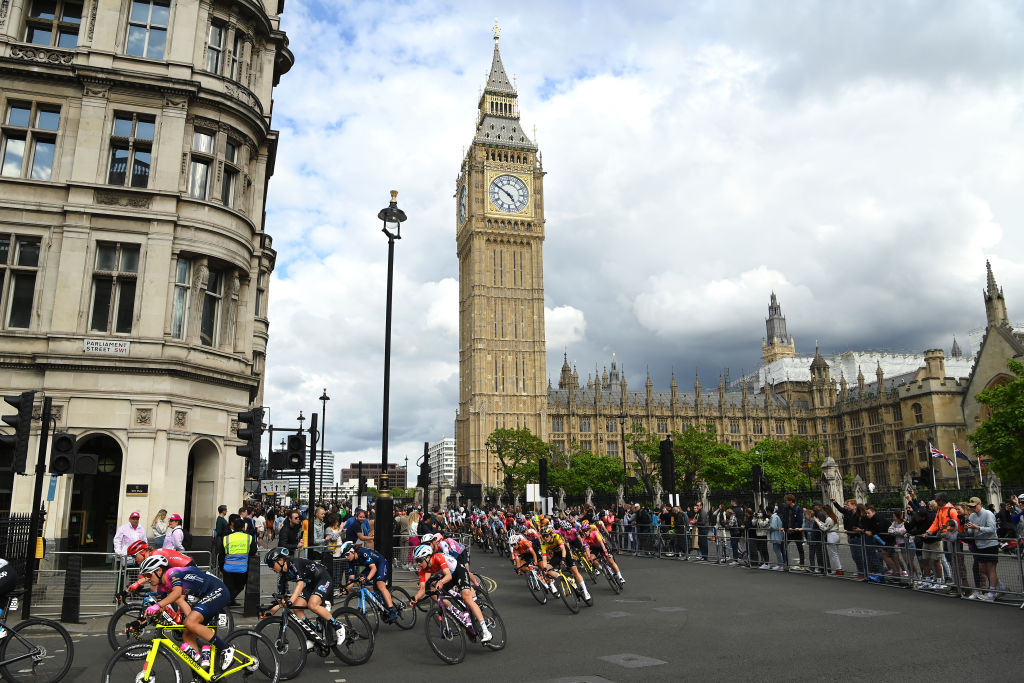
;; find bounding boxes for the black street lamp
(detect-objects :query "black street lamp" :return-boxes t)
[376,190,407,583]
[319,388,330,504]
[617,412,628,475]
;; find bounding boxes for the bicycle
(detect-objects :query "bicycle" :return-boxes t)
[552,563,593,613]
[340,579,416,632]
[518,563,551,605]
[108,591,235,655]
[102,615,280,682]
[254,593,374,679]
[0,591,74,682]
[570,546,601,585]
[592,553,623,594]
[420,586,506,664]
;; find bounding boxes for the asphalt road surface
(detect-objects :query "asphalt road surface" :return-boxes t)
[64,551,1020,681]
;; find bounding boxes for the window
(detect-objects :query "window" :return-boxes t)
[551,417,563,433]
[912,403,923,424]
[0,235,41,328]
[836,415,844,431]
[892,404,902,422]
[90,242,139,334]
[553,441,565,454]
[206,22,225,73]
[657,420,668,434]
[221,139,239,207]
[254,270,265,317]
[868,409,881,426]
[752,420,764,435]
[606,442,617,457]
[731,441,741,449]
[199,268,222,346]
[126,0,170,59]
[852,435,865,457]
[579,417,591,433]
[872,462,885,485]
[729,421,740,434]
[187,129,214,199]
[25,0,82,48]
[580,440,591,452]
[170,257,190,338]
[850,413,862,428]
[895,433,905,452]
[820,419,828,434]
[916,440,927,463]
[797,420,808,435]
[2,102,59,180]
[838,438,848,459]
[870,432,884,454]
[775,420,786,435]
[230,32,246,81]
[605,420,617,433]
[855,463,867,480]
[108,112,154,187]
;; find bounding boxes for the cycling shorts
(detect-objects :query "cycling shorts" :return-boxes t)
[299,571,334,603]
[192,585,230,622]
[548,550,575,569]
[440,565,474,592]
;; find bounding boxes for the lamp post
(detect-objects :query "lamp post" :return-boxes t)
[319,388,330,505]
[617,412,628,475]
[376,190,407,584]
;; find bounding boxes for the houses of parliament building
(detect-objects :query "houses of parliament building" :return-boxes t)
[454,30,1022,490]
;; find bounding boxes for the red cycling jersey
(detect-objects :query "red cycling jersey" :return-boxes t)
[417,552,456,584]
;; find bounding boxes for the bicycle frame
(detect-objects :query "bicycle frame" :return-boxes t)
[346,584,386,616]
[140,623,255,681]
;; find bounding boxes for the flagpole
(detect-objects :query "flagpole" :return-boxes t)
[954,458,960,491]
[929,443,937,490]
[977,454,983,485]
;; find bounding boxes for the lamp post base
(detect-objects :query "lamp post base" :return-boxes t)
[374,494,394,587]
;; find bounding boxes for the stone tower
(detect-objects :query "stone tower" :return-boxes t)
[762,292,797,363]
[455,27,548,487]
[983,260,1009,327]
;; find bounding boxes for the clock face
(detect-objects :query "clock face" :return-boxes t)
[489,174,530,213]
[458,185,467,224]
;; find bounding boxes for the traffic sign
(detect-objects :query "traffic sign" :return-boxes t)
[261,480,289,494]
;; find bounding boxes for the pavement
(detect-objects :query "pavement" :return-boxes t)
[52,550,1022,681]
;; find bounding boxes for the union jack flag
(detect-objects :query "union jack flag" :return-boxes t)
[930,443,954,468]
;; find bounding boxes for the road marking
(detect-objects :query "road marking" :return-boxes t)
[653,606,686,613]
[602,611,632,618]
[826,608,897,618]
[599,653,666,669]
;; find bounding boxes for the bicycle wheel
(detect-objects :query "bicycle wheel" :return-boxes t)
[604,564,622,594]
[330,605,374,666]
[478,603,506,651]
[223,628,280,682]
[424,606,466,665]
[578,579,594,607]
[472,579,493,607]
[344,592,380,633]
[107,602,152,655]
[389,587,417,630]
[587,560,601,585]
[212,607,236,633]
[557,575,580,614]
[253,616,306,680]
[102,643,181,683]
[526,571,547,604]
[0,618,74,683]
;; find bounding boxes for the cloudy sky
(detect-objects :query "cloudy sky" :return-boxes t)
[263,0,1024,476]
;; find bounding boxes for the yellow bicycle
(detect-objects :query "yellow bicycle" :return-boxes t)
[101,617,280,682]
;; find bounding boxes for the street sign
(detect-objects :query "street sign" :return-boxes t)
[261,480,289,494]
[526,483,540,502]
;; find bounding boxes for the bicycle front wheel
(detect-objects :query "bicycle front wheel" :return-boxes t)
[526,572,547,604]
[224,628,280,682]
[107,602,152,655]
[424,606,466,665]
[330,605,374,666]
[604,564,622,594]
[253,616,306,680]
[479,603,506,651]
[1,618,74,683]
[558,575,580,614]
[102,643,181,683]
[389,587,417,630]
[344,592,380,633]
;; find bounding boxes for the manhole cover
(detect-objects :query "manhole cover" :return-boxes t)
[826,608,897,618]
[599,653,666,669]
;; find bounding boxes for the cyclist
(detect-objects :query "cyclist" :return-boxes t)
[585,523,624,584]
[510,534,539,575]
[421,532,482,591]
[116,540,197,605]
[137,555,233,672]
[540,525,591,601]
[338,541,397,623]
[265,547,346,644]
[409,545,492,643]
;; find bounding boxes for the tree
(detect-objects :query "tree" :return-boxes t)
[751,436,825,493]
[549,443,625,494]
[487,427,554,493]
[624,425,659,497]
[671,425,741,489]
[969,358,1024,482]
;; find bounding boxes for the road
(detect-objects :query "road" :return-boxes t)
[63,550,1020,681]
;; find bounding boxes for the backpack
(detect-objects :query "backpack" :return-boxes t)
[181,528,193,551]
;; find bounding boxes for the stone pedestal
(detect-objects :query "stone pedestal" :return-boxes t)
[820,456,846,525]
[986,472,1003,507]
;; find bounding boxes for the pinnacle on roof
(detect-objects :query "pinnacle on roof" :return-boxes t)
[951,337,963,358]
[985,260,1000,296]
[810,344,829,372]
[486,20,516,95]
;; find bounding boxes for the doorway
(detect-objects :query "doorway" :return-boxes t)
[69,434,123,560]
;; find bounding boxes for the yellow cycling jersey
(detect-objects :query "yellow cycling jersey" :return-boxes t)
[540,535,565,556]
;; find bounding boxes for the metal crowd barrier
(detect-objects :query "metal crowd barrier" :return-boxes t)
[612,524,1024,606]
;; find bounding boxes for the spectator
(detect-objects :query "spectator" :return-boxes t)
[277,509,303,553]
[769,505,785,570]
[407,509,421,570]
[163,514,185,551]
[324,513,343,555]
[815,505,842,575]
[311,506,326,558]
[253,510,266,546]
[780,494,805,569]
[214,505,229,541]
[861,505,887,574]
[804,508,824,574]
[150,509,168,546]
[723,509,741,565]
[239,507,258,538]
[113,511,147,560]
[882,510,908,577]
[220,516,255,606]
[694,501,710,561]
[344,509,367,546]
[752,507,771,569]
[963,496,1004,601]
[832,498,865,577]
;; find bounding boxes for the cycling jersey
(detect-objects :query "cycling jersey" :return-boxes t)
[153,548,196,568]
[348,547,391,584]
[278,557,333,603]
[417,552,456,584]
[514,539,534,557]
[158,567,229,621]
[540,535,565,557]
[584,529,606,547]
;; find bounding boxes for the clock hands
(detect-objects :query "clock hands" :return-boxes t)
[500,186,516,203]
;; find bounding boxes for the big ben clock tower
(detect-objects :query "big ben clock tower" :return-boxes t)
[455,26,548,488]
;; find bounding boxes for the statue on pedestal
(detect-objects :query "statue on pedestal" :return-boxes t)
[585,486,594,507]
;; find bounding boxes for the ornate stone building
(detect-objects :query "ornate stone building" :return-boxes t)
[0,0,292,550]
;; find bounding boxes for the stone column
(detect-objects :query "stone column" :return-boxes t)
[653,483,663,508]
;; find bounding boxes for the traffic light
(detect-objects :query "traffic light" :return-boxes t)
[418,459,432,489]
[235,408,263,459]
[659,436,675,492]
[49,432,77,474]
[1,391,35,473]
[269,450,288,470]
[752,464,770,493]
[286,433,306,469]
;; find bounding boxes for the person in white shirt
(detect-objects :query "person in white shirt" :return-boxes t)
[163,513,186,551]
[113,511,148,561]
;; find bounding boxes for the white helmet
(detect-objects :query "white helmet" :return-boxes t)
[414,545,433,562]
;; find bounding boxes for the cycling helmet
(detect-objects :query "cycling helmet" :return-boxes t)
[138,555,169,575]
[559,520,572,531]
[541,526,555,538]
[414,545,433,562]
[126,540,149,556]
[509,534,524,546]
[338,541,355,557]
[419,533,437,544]
[264,547,289,568]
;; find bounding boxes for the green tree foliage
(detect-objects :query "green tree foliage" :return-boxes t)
[549,444,625,494]
[968,359,1024,482]
[670,425,739,489]
[624,425,660,497]
[487,427,555,492]
[750,436,825,492]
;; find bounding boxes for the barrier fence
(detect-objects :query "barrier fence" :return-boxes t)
[610,524,1024,605]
